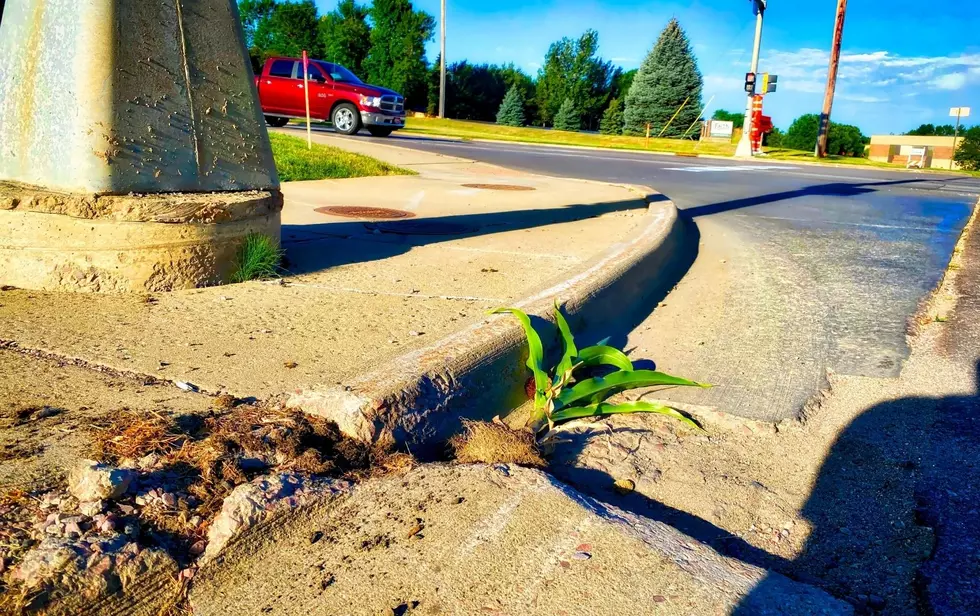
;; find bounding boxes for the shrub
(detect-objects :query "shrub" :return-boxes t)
[552,98,581,131]
[231,233,284,283]
[599,98,625,135]
[495,84,526,127]
[491,302,706,439]
[783,113,866,157]
[954,126,980,171]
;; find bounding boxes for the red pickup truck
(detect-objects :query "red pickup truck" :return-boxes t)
[254,56,405,137]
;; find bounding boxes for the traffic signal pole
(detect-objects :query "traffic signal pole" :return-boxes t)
[815,0,847,157]
[735,0,765,158]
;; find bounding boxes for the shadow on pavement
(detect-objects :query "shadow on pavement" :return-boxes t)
[683,178,935,219]
[551,358,980,615]
[282,195,668,275]
[733,361,980,615]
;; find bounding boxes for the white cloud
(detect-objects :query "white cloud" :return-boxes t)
[526,61,541,71]
[611,57,637,63]
[837,94,887,103]
[931,72,968,90]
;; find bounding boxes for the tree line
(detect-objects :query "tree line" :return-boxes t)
[239,0,434,107]
[239,2,705,137]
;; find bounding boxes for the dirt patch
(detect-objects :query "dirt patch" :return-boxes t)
[449,420,546,468]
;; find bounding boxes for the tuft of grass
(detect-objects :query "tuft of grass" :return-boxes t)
[401,116,737,156]
[268,132,414,181]
[231,233,283,283]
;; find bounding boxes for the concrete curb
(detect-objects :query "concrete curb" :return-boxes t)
[288,185,690,451]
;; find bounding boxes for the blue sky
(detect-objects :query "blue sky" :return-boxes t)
[314,0,980,134]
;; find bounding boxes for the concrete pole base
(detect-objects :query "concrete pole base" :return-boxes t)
[0,182,282,292]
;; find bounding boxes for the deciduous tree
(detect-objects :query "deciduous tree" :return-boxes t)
[535,30,614,128]
[954,126,980,171]
[364,0,434,109]
[624,19,703,137]
[711,108,744,129]
[318,0,371,76]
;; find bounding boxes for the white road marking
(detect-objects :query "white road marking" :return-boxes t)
[662,165,801,173]
[405,190,425,210]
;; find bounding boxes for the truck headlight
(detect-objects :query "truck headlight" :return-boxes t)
[359,95,382,108]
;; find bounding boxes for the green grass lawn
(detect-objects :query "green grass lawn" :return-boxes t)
[401,116,737,156]
[268,132,413,182]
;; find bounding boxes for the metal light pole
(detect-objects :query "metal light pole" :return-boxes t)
[735,0,765,158]
[438,0,446,118]
[815,0,847,157]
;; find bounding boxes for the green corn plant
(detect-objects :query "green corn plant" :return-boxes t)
[490,301,708,436]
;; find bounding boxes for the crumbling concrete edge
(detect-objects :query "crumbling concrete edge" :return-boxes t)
[288,185,691,451]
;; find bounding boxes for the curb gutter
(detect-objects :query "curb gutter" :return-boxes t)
[288,185,689,451]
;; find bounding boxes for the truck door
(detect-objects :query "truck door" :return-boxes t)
[303,62,334,121]
[260,59,300,116]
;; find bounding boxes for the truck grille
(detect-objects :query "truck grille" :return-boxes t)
[380,95,404,113]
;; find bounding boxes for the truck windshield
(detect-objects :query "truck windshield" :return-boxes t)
[315,61,363,84]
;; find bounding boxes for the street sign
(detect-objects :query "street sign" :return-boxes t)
[950,107,971,118]
[709,120,734,138]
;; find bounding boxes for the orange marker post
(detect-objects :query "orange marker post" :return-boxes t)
[302,50,312,150]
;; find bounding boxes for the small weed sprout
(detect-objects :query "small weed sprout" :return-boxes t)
[491,301,708,439]
[231,233,283,283]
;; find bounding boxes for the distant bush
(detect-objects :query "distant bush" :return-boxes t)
[954,126,980,171]
[783,113,866,157]
[553,98,581,131]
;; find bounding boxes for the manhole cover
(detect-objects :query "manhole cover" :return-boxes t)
[371,220,479,236]
[315,206,416,219]
[461,183,536,191]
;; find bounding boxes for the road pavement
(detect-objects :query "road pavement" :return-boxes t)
[320,128,980,421]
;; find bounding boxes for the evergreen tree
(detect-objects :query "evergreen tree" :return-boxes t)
[364,0,434,109]
[426,55,441,116]
[553,98,580,131]
[624,19,703,137]
[496,85,525,126]
[599,98,624,135]
[318,0,371,76]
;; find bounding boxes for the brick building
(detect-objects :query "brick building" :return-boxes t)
[868,135,960,169]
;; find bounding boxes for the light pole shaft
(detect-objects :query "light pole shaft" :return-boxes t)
[439,0,446,118]
[735,3,764,157]
[815,0,847,157]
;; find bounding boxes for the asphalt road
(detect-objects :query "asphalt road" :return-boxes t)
[359,131,980,421]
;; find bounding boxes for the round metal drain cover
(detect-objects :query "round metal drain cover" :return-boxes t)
[315,206,416,219]
[461,183,535,191]
[372,220,479,236]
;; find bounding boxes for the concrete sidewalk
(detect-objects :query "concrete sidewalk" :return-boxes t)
[0,133,651,399]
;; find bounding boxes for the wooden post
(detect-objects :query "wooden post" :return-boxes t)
[815,0,847,157]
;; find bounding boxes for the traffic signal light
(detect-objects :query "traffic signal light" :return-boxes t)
[744,72,756,94]
[763,74,777,93]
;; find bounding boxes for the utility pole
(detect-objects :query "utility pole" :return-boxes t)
[438,0,447,118]
[735,0,766,158]
[815,0,847,157]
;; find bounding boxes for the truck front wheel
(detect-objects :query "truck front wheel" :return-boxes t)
[332,103,361,135]
[367,127,393,138]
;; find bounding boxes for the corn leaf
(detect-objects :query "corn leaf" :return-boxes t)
[555,369,708,409]
[576,345,633,372]
[490,307,550,399]
[551,400,701,430]
[553,301,578,383]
